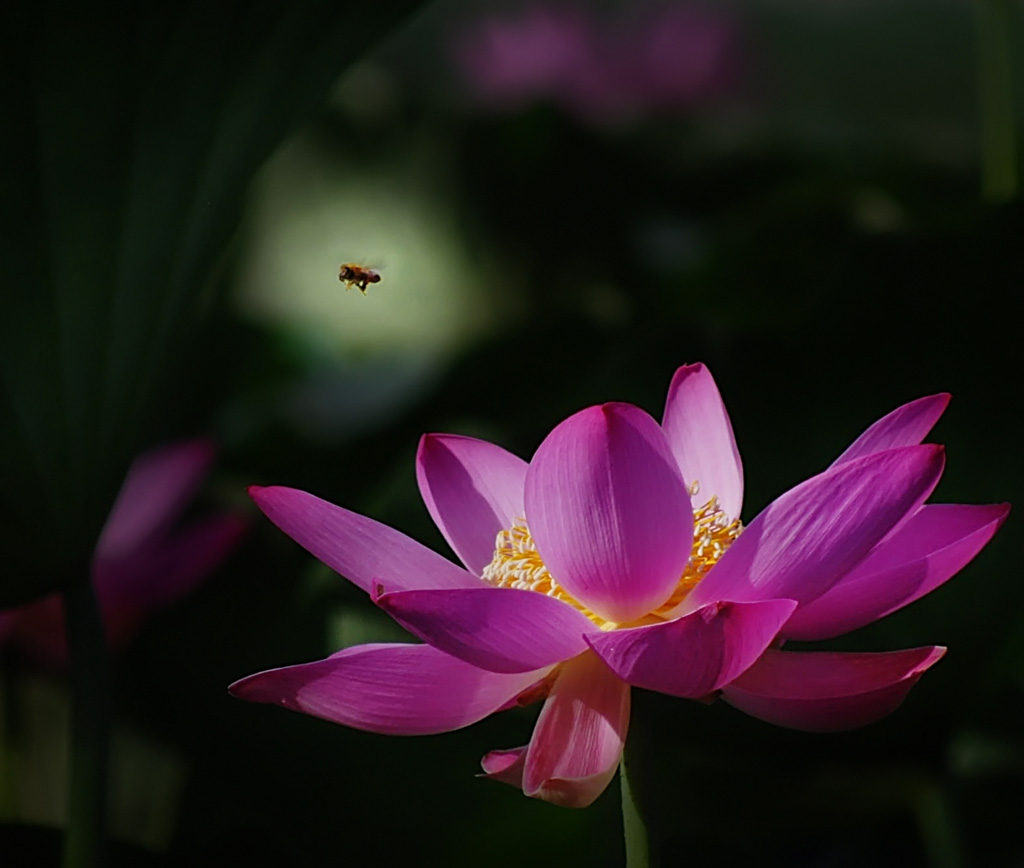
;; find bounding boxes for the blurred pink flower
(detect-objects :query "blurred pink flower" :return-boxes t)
[230,364,1007,808]
[453,4,740,123]
[0,440,246,667]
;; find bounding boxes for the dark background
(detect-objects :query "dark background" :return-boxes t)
[1,1,1021,865]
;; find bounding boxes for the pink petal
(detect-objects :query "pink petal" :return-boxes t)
[783,503,1010,641]
[586,599,796,698]
[479,746,528,789]
[685,445,946,611]
[96,439,215,560]
[721,646,946,731]
[661,363,744,519]
[523,651,630,808]
[375,587,597,673]
[831,394,950,467]
[228,643,548,735]
[416,434,528,574]
[249,486,481,593]
[524,403,693,624]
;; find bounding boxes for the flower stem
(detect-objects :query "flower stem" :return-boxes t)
[620,757,651,868]
[62,574,109,868]
[977,0,1018,201]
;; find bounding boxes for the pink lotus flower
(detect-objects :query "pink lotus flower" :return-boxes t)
[0,440,246,668]
[453,4,740,124]
[230,365,1008,808]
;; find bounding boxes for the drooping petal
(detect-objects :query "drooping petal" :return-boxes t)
[831,394,950,467]
[783,503,1010,641]
[523,651,630,808]
[661,363,743,520]
[416,434,528,574]
[479,746,528,789]
[96,439,215,559]
[228,643,547,736]
[249,486,481,593]
[721,646,946,732]
[586,599,796,698]
[375,587,597,673]
[684,445,946,612]
[525,403,693,624]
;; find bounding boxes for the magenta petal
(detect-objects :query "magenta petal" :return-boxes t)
[416,434,528,574]
[686,445,946,611]
[722,646,946,731]
[525,403,693,624]
[249,486,481,593]
[784,503,1010,641]
[97,439,215,559]
[523,652,630,808]
[661,363,744,519]
[831,394,950,467]
[376,587,597,673]
[228,643,547,735]
[586,599,796,698]
[480,746,528,789]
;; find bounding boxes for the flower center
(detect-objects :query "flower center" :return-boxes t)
[480,490,743,630]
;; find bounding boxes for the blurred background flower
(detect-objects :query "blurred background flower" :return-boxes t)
[0,440,246,669]
[453,3,741,124]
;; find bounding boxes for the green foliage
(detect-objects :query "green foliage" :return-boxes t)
[0,0,426,605]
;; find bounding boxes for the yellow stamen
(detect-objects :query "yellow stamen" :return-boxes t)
[481,492,743,630]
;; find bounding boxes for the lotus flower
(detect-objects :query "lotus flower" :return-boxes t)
[230,364,1007,808]
[453,4,740,123]
[0,440,246,668]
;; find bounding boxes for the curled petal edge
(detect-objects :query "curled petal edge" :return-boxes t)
[479,746,528,789]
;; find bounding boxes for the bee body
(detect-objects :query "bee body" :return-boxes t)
[339,263,382,294]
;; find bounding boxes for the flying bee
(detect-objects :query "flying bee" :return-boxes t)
[338,263,382,294]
